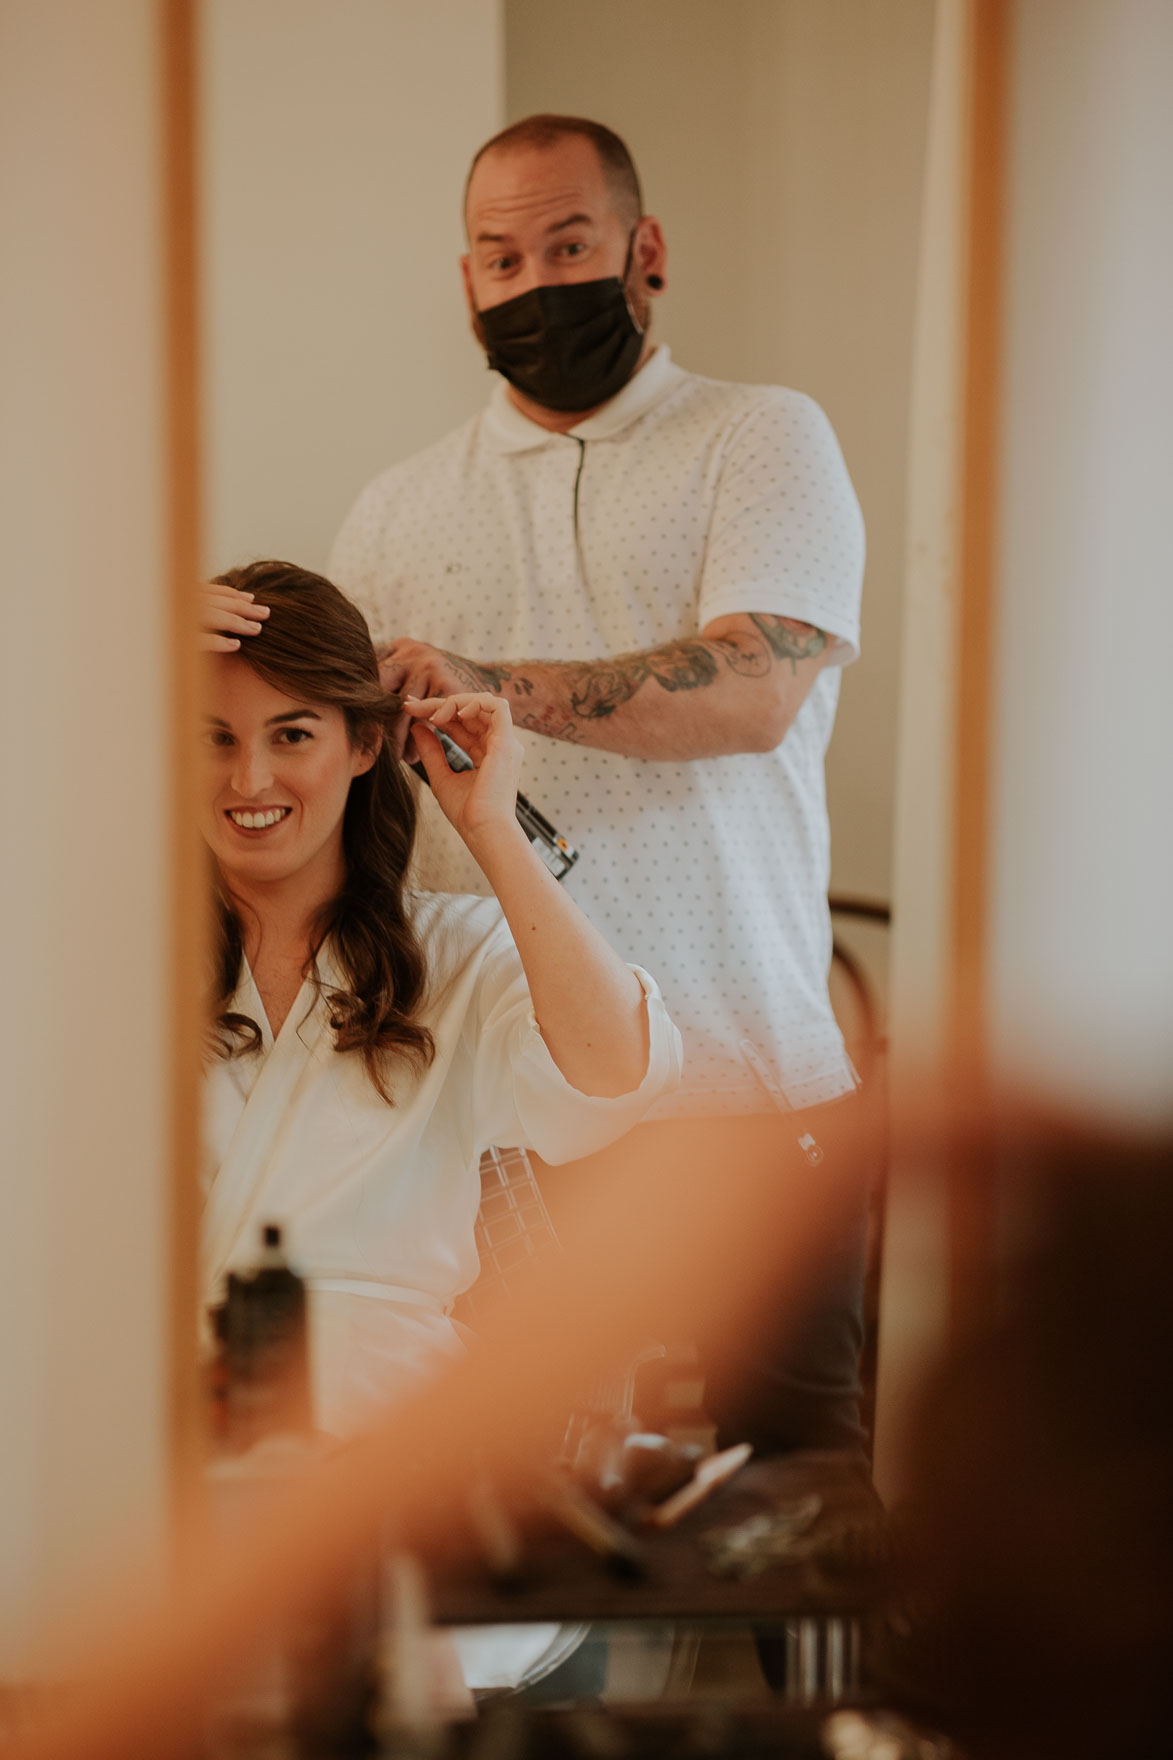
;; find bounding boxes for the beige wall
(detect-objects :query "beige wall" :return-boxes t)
[0,0,172,1673]
[506,0,936,927]
[200,0,505,576]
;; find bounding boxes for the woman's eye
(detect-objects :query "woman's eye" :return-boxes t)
[277,727,312,745]
[203,729,233,748]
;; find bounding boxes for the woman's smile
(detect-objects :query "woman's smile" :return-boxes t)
[225,804,293,832]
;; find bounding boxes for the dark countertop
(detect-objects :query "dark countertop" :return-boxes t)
[427,1451,887,1626]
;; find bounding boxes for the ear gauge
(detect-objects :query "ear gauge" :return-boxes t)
[647,273,664,291]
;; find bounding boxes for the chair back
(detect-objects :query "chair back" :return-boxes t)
[451,1146,561,1328]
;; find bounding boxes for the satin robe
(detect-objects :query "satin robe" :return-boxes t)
[202,889,682,1437]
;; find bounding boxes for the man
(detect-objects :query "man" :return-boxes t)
[330,115,868,1453]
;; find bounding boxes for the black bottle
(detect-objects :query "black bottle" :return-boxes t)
[221,1222,313,1450]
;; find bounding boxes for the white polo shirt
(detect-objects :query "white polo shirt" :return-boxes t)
[330,346,865,1117]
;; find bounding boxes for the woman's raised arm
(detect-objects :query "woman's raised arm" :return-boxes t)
[404,694,651,1098]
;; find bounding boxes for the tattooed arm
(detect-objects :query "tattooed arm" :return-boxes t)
[378,613,830,761]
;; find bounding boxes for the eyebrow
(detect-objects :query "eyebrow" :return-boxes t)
[474,211,596,246]
[202,709,323,728]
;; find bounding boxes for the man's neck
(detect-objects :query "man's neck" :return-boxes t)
[505,337,657,434]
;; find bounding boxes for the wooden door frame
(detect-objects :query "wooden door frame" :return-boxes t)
[947,0,1008,1330]
[161,0,204,1504]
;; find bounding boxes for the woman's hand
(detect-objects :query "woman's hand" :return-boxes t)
[199,582,270,652]
[407,695,653,1099]
[403,693,526,855]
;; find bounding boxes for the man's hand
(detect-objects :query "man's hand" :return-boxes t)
[377,638,511,703]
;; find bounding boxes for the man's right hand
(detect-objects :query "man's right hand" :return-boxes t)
[377,638,498,704]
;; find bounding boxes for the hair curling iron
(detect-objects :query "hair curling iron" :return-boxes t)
[409,723,579,882]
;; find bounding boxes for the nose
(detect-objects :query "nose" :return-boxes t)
[510,255,547,298]
[512,246,586,300]
[230,740,274,800]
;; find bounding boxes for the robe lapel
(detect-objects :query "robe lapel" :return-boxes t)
[202,958,335,1303]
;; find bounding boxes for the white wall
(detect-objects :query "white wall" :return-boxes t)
[0,0,171,1673]
[200,0,505,576]
[990,0,1173,1124]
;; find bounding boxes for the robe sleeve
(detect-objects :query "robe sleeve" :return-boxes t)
[466,926,683,1163]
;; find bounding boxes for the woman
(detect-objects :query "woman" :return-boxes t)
[200,560,681,1438]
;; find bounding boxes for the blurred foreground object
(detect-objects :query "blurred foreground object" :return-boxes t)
[878,1116,1173,1760]
[3,1083,870,1760]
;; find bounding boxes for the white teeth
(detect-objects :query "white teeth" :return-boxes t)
[229,808,288,829]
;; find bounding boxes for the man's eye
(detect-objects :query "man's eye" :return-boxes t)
[558,241,588,257]
[487,254,515,273]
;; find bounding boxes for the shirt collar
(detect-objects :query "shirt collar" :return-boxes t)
[482,345,683,454]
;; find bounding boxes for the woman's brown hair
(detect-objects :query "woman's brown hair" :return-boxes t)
[209,559,433,1099]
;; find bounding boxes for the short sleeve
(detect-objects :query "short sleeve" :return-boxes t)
[467,929,683,1162]
[696,391,865,665]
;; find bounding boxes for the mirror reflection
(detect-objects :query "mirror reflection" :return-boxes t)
[195,0,934,1718]
[7,0,1171,1748]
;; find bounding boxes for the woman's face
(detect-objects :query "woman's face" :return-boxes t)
[200,659,376,896]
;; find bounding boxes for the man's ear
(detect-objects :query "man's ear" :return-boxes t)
[635,216,667,295]
[460,254,477,319]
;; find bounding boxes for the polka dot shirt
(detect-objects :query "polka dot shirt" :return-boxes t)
[329,348,865,1118]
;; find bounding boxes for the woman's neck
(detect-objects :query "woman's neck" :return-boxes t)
[222,858,344,973]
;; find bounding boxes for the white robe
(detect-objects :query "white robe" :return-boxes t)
[202,889,682,1438]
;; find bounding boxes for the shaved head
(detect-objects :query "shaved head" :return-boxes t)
[465,113,643,233]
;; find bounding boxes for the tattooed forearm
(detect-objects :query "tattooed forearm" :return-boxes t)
[515,705,585,742]
[748,614,828,670]
[440,652,529,694]
[569,663,645,720]
[647,643,722,693]
[555,620,824,720]
[568,642,722,720]
[709,629,772,677]
[451,613,828,755]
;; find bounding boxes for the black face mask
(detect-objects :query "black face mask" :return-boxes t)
[477,241,644,414]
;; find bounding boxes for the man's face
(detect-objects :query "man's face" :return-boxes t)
[462,136,648,321]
